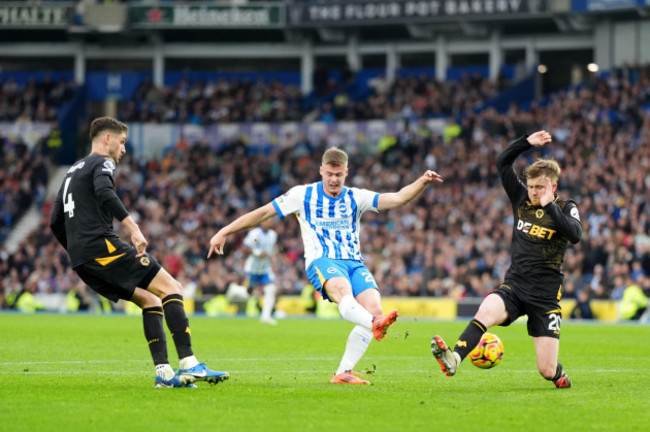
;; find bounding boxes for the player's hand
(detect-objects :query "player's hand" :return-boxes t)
[540,176,555,207]
[422,170,444,185]
[527,130,552,147]
[207,231,227,258]
[131,231,148,257]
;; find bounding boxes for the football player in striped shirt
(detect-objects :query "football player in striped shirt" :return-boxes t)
[208,147,443,384]
[242,218,280,325]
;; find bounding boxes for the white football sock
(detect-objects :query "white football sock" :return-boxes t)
[337,295,374,329]
[261,284,277,320]
[179,355,199,370]
[156,364,175,380]
[336,325,373,375]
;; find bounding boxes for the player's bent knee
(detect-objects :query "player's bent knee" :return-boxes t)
[538,363,557,380]
[131,288,162,309]
[147,268,184,299]
[363,304,382,316]
[160,279,183,297]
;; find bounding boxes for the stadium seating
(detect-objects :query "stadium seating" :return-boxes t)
[1,64,650,316]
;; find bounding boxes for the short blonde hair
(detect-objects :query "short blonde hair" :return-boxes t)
[322,147,348,167]
[524,159,561,183]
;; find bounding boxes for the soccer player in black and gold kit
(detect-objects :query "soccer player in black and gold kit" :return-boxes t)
[431,130,581,388]
[50,116,229,388]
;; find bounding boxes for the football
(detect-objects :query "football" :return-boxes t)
[468,332,504,369]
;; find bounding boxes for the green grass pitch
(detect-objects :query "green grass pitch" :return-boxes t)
[1,313,648,432]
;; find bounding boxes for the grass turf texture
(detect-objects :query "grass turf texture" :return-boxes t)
[1,314,648,432]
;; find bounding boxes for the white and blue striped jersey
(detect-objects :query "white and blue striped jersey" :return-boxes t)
[243,227,278,276]
[271,182,379,268]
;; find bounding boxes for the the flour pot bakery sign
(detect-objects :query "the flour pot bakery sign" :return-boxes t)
[288,0,549,25]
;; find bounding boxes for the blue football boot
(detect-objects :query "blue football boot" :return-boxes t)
[178,363,229,385]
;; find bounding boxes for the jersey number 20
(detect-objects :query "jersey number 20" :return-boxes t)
[63,177,75,218]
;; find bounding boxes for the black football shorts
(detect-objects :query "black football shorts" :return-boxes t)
[493,283,563,339]
[74,246,162,302]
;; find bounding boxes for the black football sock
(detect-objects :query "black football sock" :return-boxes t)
[454,319,487,361]
[142,306,168,365]
[162,294,194,359]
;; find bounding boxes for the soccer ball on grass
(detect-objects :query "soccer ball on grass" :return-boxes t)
[468,332,504,369]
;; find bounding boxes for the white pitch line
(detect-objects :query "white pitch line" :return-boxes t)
[0,368,636,374]
[0,358,340,366]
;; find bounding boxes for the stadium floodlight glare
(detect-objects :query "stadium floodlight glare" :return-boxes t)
[537,64,548,74]
[587,63,599,73]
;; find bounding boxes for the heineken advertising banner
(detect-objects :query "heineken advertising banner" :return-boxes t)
[288,0,549,25]
[129,4,284,28]
[0,3,72,27]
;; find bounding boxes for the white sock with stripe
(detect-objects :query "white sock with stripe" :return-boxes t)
[337,294,373,329]
[336,325,373,375]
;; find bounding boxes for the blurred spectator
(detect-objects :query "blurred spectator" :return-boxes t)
[619,276,649,320]
[570,290,594,320]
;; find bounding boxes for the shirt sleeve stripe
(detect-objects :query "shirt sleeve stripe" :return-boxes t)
[271,200,285,219]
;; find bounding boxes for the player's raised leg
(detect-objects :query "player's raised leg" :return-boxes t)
[329,282,397,385]
[432,293,506,376]
[325,274,399,341]
[431,335,460,376]
[146,268,229,385]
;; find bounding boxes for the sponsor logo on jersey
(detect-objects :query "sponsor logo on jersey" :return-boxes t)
[516,219,556,239]
[314,219,351,230]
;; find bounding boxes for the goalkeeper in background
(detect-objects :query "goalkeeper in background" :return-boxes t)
[431,130,581,388]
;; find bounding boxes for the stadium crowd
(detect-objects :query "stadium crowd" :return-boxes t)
[1,64,650,315]
[118,71,504,124]
[0,76,76,123]
[0,137,49,245]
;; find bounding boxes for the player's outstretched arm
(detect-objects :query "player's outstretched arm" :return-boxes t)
[208,203,278,258]
[526,130,552,147]
[377,170,443,211]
